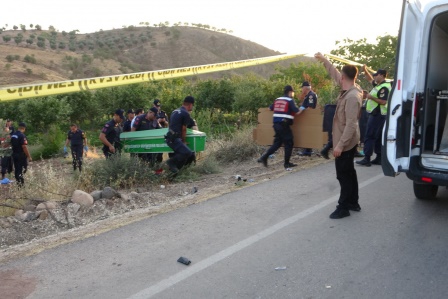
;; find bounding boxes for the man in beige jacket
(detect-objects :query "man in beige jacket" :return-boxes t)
[314,52,363,219]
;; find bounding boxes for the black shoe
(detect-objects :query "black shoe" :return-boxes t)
[320,149,330,160]
[348,204,361,212]
[166,159,179,173]
[297,151,312,156]
[257,156,268,167]
[356,159,371,167]
[284,162,297,168]
[329,208,350,219]
[371,157,381,165]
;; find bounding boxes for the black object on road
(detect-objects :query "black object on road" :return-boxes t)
[177,256,191,265]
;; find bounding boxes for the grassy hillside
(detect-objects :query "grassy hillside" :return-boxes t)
[0,25,311,87]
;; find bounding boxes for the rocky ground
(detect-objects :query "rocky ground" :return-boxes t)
[0,152,330,263]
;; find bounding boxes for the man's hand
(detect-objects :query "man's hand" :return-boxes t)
[314,52,325,62]
[109,145,116,153]
[333,145,343,158]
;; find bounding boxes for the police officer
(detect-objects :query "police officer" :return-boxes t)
[1,119,14,180]
[258,85,300,169]
[11,122,32,186]
[64,124,87,171]
[123,109,135,132]
[297,81,318,156]
[99,109,125,158]
[164,96,195,173]
[356,68,391,166]
[132,107,159,163]
[153,99,169,128]
[130,108,144,129]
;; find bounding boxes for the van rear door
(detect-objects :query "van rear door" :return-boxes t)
[382,0,423,177]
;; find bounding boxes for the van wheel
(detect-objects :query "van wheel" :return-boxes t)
[413,182,438,200]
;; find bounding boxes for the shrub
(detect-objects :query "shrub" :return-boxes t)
[213,126,262,163]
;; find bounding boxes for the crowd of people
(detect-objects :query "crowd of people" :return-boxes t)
[0,97,199,186]
[98,97,198,174]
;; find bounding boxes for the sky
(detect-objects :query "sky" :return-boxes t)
[3,0,404,56]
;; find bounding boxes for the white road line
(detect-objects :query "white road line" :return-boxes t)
[128,173,385,299]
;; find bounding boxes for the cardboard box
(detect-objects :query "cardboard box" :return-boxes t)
[254,107,328,148]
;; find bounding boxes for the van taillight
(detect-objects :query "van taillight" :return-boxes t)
[421,177,433,183]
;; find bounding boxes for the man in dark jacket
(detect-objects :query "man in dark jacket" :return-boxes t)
[257,85,300,169]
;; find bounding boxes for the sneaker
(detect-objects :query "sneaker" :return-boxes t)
[329,208,350,219]
[355,159,371,167]
[348,203,361,212]
[354,151,365,157]
[257,156,268,167]
[284,162,297,168]
[320,149,330,160]
[371,157,381,165]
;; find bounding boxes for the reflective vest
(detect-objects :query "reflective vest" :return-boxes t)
[272,97,295,119]
[366,81,391,115]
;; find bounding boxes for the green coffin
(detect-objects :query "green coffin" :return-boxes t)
[120,128,206,153]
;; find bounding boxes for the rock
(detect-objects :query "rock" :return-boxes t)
[36,201,57,211]
[130,192,140,199]
[102,187,117,199]
[24,204,37,212]
[21,211,38,222]
[67,203,81,215]
[38,210,48,220]
[90,190,102,201]
[15,209,24,218]
[72,190,94,207]
[0,218,12,228]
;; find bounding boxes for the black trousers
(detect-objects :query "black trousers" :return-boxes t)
[363,113,385,159]
[71,144,83,170]
[165,137,193,170]
[12,152,27,186]
[1,155,13,176]
[335,145,359,210]
[264,122,294,164]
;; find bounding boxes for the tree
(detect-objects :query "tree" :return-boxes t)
[20,24,26,32]
[2,35,11,42]
[35,24,42,31]
[14,34,23,45]
[330,34,397,79]
[13,25,18,30]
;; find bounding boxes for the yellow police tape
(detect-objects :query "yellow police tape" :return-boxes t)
[0,53,306,102]
[323,53,376,73]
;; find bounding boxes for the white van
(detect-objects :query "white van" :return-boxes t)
[383,0,448,199]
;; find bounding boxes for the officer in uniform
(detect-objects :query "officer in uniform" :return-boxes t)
[1,119,14,180]
[257,85,300,169]
[99,109,125,158]
[11,122,32,186]
[122,109,135,132]
[64,124,87,171]
[356,68,391,166]
[297,81,318,156]
[164,96,195,173]
[153,99,169,128]
[132,107,159,163]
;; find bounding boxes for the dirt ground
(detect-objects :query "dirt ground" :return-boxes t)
[0,151,330,264]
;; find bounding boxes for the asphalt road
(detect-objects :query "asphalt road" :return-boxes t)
[2,161,448,299]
